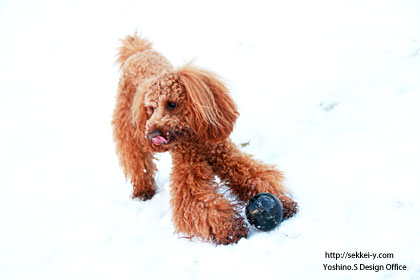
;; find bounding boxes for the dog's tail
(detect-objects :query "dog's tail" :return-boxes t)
[116,32,152,69]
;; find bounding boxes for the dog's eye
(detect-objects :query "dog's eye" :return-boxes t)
[167,102,177,110]
[148,107,155,114]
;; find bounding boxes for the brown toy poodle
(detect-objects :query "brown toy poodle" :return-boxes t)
[112,33,298,245]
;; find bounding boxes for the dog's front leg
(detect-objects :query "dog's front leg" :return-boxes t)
[210,140,298,219]
[169,160,248,245]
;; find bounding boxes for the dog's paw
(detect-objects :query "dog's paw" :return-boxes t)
[212,216,249,245]
[279,196,299,220]
[132,189,156,201]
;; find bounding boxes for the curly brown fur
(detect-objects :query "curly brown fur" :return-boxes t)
[112,33,298,245]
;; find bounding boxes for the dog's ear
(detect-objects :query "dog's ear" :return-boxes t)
[131,80,151,144]
[178,64,239,142]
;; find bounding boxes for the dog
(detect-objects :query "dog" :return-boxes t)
[112,33,298,245]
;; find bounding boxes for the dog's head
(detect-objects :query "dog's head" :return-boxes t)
[132,64,239,152]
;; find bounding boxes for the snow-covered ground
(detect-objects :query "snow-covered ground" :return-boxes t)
[1,0,419,279]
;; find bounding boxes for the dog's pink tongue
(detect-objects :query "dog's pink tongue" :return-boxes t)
[151,136,168,145]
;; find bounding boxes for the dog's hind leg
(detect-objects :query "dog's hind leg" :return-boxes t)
[113,90,157,200]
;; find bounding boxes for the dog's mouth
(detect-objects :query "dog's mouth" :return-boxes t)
[148,128,190,147]
[149,130,177,146]
[151,135,170,146]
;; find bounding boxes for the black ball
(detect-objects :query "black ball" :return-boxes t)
[245,193,284,231]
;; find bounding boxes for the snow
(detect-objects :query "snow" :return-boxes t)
[1,0,419,279]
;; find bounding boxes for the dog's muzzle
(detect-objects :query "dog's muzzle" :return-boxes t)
[147,130,169,146]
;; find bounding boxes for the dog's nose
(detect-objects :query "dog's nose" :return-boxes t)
[147,129,162,140]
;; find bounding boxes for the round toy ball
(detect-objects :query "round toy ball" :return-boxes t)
[246,193,284,231]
